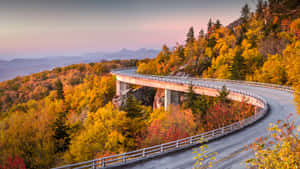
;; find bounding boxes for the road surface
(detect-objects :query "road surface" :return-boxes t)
[117,70,298,169]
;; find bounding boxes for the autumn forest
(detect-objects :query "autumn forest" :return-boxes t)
[0,0,300,168]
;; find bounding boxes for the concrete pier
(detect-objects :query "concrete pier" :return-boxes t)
[164,89,171,111]
[116,80,130,96]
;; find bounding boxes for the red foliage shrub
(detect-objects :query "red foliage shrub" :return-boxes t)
[0,156,26,169]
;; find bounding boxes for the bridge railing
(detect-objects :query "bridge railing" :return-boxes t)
[169,76,294,93]
[111,68,295,93]
[54,70,270,169]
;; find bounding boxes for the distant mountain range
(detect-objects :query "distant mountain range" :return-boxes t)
[84,48,159,59]
[0,48,159,82]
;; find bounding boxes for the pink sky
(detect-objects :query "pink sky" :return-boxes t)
[0,0,252,59]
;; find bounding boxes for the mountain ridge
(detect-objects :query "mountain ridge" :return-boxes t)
[0,48,159,82]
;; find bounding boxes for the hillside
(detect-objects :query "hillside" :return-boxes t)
[0,59,256,168]
[137,1,300,112]
[0,60,139,114]
[0,59,139,168]
[0,48,159,82]
[0,0,299,169]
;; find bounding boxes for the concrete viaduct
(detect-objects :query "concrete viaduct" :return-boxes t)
[54,68,297,169]
[114,68,264,110]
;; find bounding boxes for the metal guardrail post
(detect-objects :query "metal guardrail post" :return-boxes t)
[142,148,146,157]
[176,140,179,148]
[122,153,126,163]
[92,160,96,169]
[160,145,163,152]
[102,158,105,167]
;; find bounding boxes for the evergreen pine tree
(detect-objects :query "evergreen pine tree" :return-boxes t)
[215,19,221,29]
[52,111,70,153]
[198,29,205,39]
[184,83,197,113]
[217,85,230,104]
[55,79,64,100]
[194,95,209,118]
[186,27,195,44]
[256,0,264,18]
[241,3,250,21]
[207,36,217,48]
[231,49,246,80]
[207,18,213,33]
[122,94,142,118]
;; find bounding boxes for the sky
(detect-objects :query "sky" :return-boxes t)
[0,0,253,60]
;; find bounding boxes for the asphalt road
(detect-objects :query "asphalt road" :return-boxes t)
[118,75,298,169]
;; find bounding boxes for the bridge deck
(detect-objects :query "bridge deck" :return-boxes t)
[54,69,297,169]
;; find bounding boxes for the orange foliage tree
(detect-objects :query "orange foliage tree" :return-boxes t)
[143,106,196,146]
[205,100,254,130]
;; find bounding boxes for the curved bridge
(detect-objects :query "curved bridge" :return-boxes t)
[55,68,297,169]
[114,68,266,110]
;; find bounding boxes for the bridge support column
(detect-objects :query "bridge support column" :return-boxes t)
[116,80,130,96]
[172,91,181,105]
[164,90,181,111]
[164,89,171,111]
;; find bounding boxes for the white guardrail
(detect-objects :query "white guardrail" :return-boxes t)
[54,68,296,169]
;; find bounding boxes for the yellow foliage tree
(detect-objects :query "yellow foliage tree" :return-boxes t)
[290,18,300,35]
[0,97,64,168]
[282,40,300,114]
[64,103,133,163]
[253,54,287,84]
[64,75,115,115]
[245,119,300,169]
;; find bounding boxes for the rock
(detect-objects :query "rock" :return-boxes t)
[130,87,156,106]
[153,88,165,109]
[113,86,156,108]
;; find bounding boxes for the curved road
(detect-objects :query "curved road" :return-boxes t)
[115,69,298,169]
